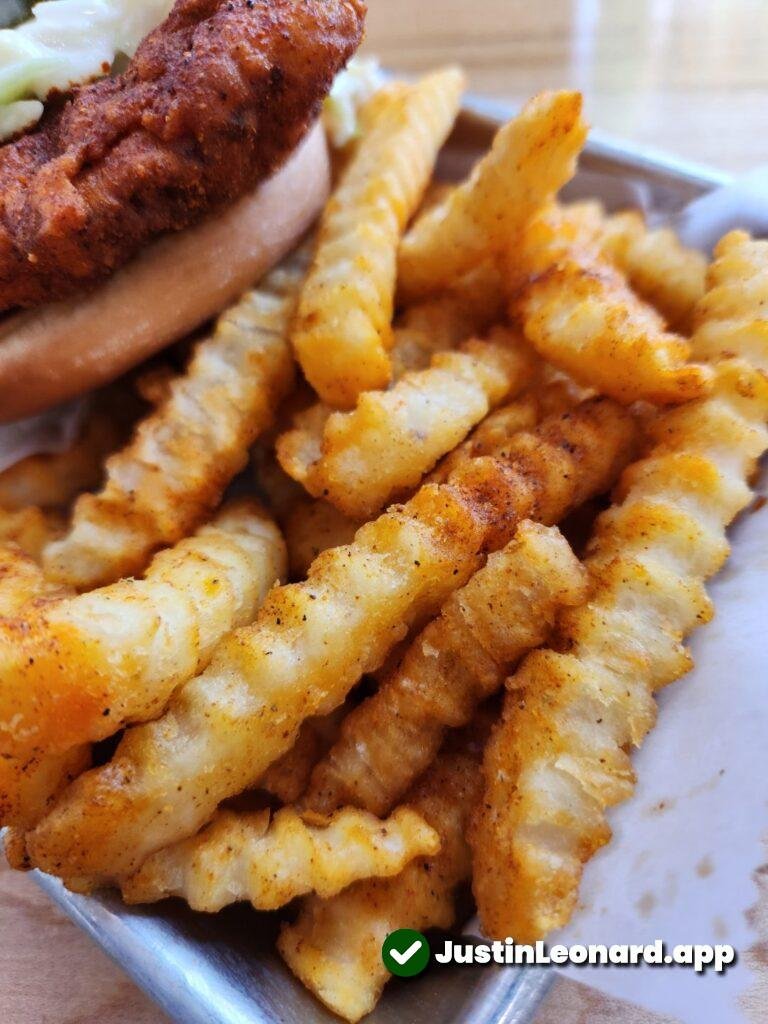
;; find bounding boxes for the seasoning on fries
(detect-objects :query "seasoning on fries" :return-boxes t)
[42,257,301,588]
[279,721,488,1023]
[122,805,440,911]
[398,90,588,301]
[0,39,764,1022]
[0,501,285,761]
[27,398,635,888]
[514,203,714,404]
[471,361,768,942]
[301,520,587,816]
[292,68,465,408]
[279,327,536,518]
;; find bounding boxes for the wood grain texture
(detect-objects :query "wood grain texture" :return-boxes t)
[0,858,166,1024]
[1,1,765,1021]
[363,0,768,173]
[535,976,681,1024]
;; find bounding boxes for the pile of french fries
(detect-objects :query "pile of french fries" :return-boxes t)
[1,66,767,1022]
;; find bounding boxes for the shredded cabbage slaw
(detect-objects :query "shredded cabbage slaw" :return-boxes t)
[323,57,383,148]
[0,0,173,139]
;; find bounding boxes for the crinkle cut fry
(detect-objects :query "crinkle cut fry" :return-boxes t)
[2,745,91,869]
[42,252,302,589]
[284,498,360,580]
[471,359,768,942]
[0,506,64,561]
[279,723,488,1024]
[397,90,588,303]
[279,328,537,519]
[292,68,466,408]
[121,805,439,911]
[259,707,347,805]
[278,290,494,562]
[514,203,713,405]
[28,396,637,888]
[0,542,69,617]
[549,200,707,332]
[691,229,768,371]
[429,373,586,486]
[389,277,506,378]
[0,500,286,761]
[278,283,496,470]
[471,234,768,941]
[429,395,541,484]
[302,520,587,816]
[597,208,707,332]
[0,545,88,869]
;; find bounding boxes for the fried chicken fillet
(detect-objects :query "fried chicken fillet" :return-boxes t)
[0,0,366,310]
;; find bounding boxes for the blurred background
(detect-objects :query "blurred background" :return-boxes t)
[365,0,768,174]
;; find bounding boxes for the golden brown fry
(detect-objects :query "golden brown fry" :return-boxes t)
[42,256,301,589]
[1,745,91,866]
[543,201,707,332]
[599,209,707,332]
[691,229,768,370]
[1,746,88,832]
[28,397,636,888]
[122,805,439,911]
[429,395,540,484]
[279,329,536,518]
[292,69,466,408]
[279,724,486,1023]
[0,547,86,868]
[284,499,359,580]
[429,371,586,487]
[276,286,496,530]
[277,290,494,535]
[259,707,347,805]
[0,543,68,616]
[398,91,588,302]
[389,292,496,377]
[471,360,768,942]
[0,500,285,760]
[0,506,64,560]
[514,204,713,404]
[302,520,587,816]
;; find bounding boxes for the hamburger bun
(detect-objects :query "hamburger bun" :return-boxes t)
[0,122,329,424]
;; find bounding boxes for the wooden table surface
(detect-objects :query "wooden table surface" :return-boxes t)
[3,2,767,1023]
[364,0,768,175]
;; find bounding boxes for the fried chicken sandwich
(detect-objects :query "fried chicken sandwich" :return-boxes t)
[0,0,366,422]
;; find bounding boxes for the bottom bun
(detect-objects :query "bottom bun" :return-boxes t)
[0,121,329,424]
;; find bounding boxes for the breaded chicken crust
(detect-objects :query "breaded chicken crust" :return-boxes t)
[0,0,366,309]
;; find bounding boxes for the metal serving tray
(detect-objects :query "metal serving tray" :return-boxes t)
[32,94,729,1024]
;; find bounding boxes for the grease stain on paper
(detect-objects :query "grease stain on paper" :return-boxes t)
[740,845,768,1024]
[636,891,657,918]
[696,855,714,879]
